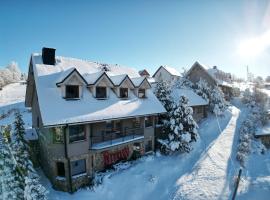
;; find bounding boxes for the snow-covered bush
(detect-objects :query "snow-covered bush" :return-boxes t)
[173,77,194,89]
[158,96,198,153]
[193,78,210,100]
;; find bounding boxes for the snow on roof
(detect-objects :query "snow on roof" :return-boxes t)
[30,54,166,126]
[163,66,181,76]
[131,77,146,87]
[255,122,270,136]
[110,74,128,86]
[207,68,233,87]
[171,88,208,106]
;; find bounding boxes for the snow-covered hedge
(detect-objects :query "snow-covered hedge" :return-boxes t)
[236,88,268,166]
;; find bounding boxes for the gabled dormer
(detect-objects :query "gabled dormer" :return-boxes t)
[131,77,151,98]
[56,68,87,100]
[86,72,114,99]
[110,75,135,99]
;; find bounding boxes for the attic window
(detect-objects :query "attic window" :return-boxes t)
[96,87,107,99]
[120,88,128,98]
[138,89,146,98]
[66,85,79,99]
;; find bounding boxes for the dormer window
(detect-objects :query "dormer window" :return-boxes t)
[96,86,107,99]
[66,85,79,99]
[120,88,128,98]
[138,88,146,98]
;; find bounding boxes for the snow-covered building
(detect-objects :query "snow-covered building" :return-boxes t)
[207,66,233,100]
[138,69,150,77]
[255,122,270,148]
[25,48,166,192]
[186,62,233,100]
[152,65,181,83]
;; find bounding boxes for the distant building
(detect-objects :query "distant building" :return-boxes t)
[25,48,166,192]
[152,65,181,83]
[139,69,150,77]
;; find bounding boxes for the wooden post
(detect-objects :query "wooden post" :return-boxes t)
[232,169,242,200]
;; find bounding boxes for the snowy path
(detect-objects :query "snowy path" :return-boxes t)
[173,106,240,200]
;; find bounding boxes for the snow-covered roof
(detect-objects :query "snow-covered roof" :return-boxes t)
[207,68,233,88]
[171,88,208,106]
[163,66,181,76]
[255,122,270,136]
[30,54,166,127]
[153,65,181,77]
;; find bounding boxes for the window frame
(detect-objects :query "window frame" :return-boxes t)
[138,88,146,98]
[52,127,64,144]
[96,86,107,99]
[71,159,86,177]
[119,88,129,98]
[65,85,80,99]
[69,125,86,143]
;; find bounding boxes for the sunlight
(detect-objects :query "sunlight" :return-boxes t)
[237,29,270,58]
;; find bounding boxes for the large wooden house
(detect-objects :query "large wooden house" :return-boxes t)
[25,48,166,192]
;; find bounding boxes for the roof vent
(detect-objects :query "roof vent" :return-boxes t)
[42,47,56,65]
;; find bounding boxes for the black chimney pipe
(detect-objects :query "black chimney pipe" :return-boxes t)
[42,47,56,65]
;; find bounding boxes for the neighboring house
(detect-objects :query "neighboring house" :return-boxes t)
[25,48,166,192]
[255,122,270,148]
[186,62,233,100]
[171,88,208,122]
[186,61,217,88]
[207,66,233,100]
[152,65,181,83]
[264,83,270,90]
[139,69,150,77]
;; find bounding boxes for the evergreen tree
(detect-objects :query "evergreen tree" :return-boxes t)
[159,96,198,153]
[154,81,174,112]
[209,86,228,116]
[193,78,210,101]
[0,130,24,200]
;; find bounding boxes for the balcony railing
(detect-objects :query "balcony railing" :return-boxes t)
[90,127,144,149]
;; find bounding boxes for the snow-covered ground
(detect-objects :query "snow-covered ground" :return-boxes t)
[0,83,32,128]
[1,82,269,200]
[41,108,233,200]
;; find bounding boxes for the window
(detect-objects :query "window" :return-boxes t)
[145,116,153,128]
[196,107,203,114]
[96,87,107,99]
[56,162,65,177]
[66,85,79,99]
[52,127,64,144]
[37,116,39,128]
[69,125,85,143]
[138,89,146,98]
[71,159,86,176]
[132,118,140,128]
[120,88,128,98]
[105,120,121,133]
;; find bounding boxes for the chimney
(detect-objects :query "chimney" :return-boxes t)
[42,47,56,65]
[213,66,217,69]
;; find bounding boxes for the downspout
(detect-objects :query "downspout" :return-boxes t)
[64,125,73,193]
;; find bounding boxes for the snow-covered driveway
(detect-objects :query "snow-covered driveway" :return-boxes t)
[173,106,240,200]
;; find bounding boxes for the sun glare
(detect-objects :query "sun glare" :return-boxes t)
[237,29,270,58]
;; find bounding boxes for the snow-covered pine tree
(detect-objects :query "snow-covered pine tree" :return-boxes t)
[0,130,24,200]
[24,171,48,200]
[12,111,29,179]
[154,81,174,112]
[12,112,48,200]
[209,86,228,116]
[159,96,198,153]
[173,77,194,90]
[193,78,210,101]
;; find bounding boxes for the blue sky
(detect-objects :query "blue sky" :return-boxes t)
[0,0,270,78]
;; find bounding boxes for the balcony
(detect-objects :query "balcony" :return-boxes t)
[90,127,144,150]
